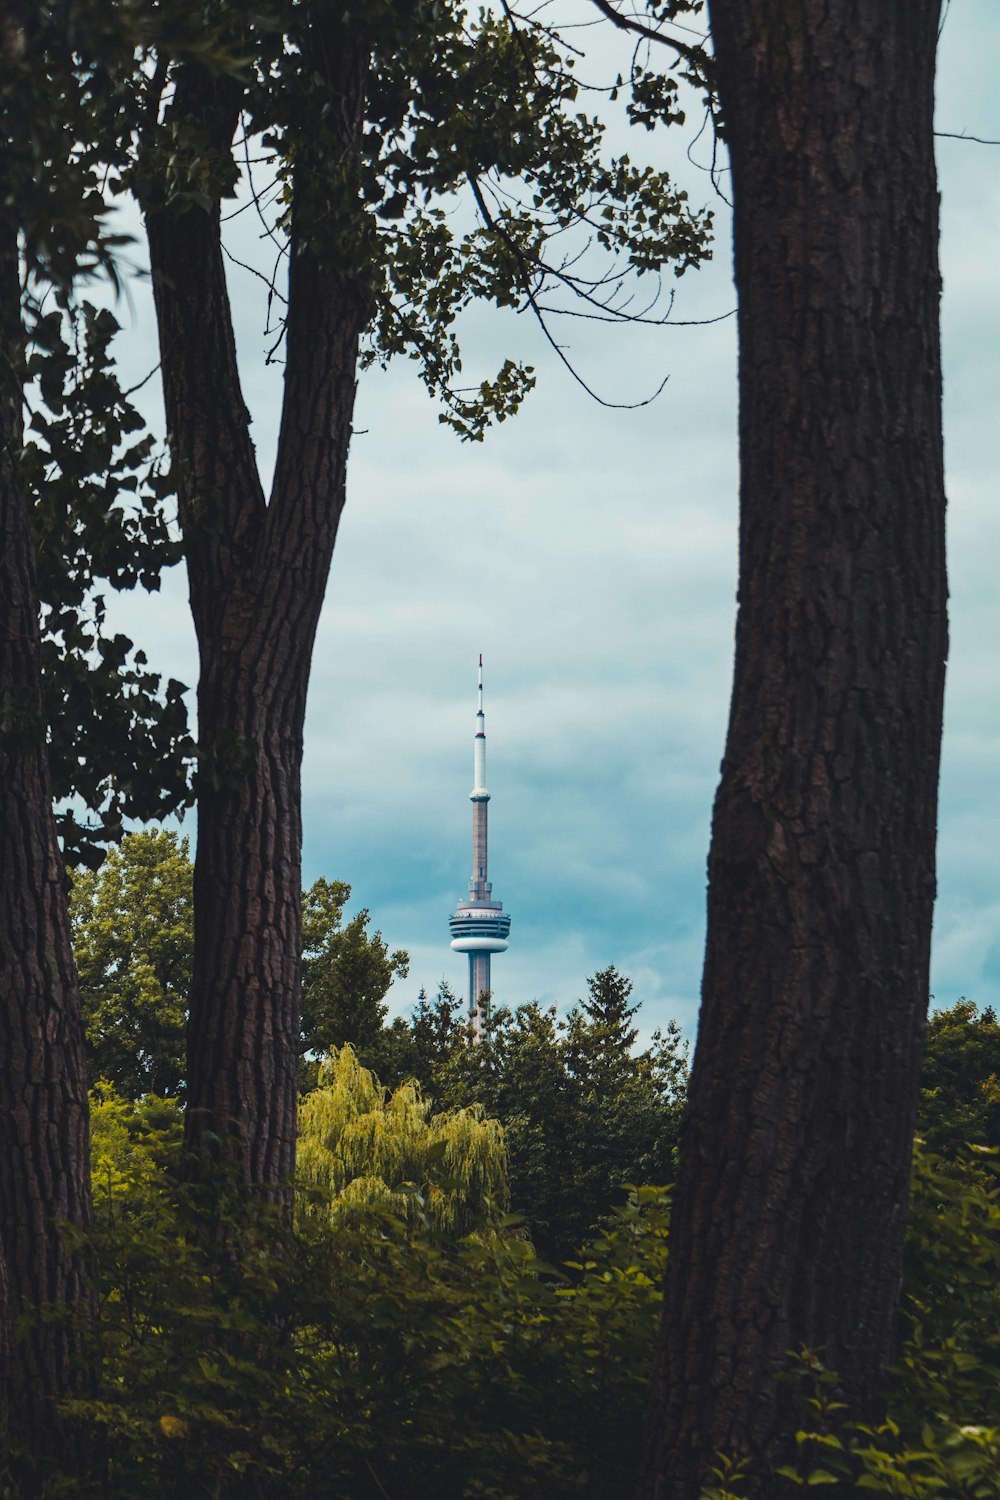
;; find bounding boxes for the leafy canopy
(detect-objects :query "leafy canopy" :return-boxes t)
[71,827,193,1098]
[27,305,192,864]
[300,877,409,1068]
[68,1087,1000,1499]
[74,1078,670,1500]
[918,999,1000,1157]
[70,829,407,1096]
[7,1,239,859]
[128,0,713,437]
[298,1045,508,1237]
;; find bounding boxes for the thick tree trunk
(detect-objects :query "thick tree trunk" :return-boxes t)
[145,36,370,1201]
[639,5,946,1496]
[0,237,94,1452]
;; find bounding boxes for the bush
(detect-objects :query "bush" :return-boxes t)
[58,1089,669,1498]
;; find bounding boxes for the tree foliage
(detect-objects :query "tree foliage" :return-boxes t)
[116,0,713,436]
[297,1046,507,1237]
[69,828,410,1098]
[26,304,193,864]
[300,878,409,1063]
[918,1000,1000,1157]
[71,828,193,1097]
[384,968,689,1259]
[62,1097,671,1500]
[89,1084,184,1206]
[561,966,687,1243]
[10,2,214,862]
[36,1092,1000,1499]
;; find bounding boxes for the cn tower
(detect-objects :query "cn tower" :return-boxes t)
[448,656,512,1036]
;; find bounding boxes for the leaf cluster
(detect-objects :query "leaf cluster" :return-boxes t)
[71,829,193,1097]
[4,3,259,856]
[71,832,408,1096]
[25,305,194,862]
[128,0,713,438]
[299,877,409,1067]
[917,1000,1000,1158]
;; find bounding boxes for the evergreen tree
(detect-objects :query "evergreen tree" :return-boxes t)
[565,964,640,1085]
[564,967,686,1243]
[436,974,688,1259]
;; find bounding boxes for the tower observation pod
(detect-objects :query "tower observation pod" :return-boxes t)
[448,655,511,1038]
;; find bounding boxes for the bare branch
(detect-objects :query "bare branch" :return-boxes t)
[121,362,162,399]
[935,129,1000,145]
[585,0,706,67]
[467,173,675,410]
[220,240,288,305]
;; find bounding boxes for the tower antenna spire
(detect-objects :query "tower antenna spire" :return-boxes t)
[448,656,511,1038]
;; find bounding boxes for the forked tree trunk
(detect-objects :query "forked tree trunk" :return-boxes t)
[145,35,370,1203]
[639,4,946,1495]
[0,236,94,1454]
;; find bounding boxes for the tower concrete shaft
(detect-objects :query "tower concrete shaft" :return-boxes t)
[448,656,511,1037]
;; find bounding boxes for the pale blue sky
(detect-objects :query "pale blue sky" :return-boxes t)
[101,2,1000,1038]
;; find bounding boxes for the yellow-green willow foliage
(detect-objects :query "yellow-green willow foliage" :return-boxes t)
[297,1046,508,1235]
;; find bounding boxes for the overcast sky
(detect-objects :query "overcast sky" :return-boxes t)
[103,1,1000,1040]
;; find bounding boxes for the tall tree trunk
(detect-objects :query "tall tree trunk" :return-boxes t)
[639,4,946,1495]
[145,34,370,1202]
[0,235,94,1453]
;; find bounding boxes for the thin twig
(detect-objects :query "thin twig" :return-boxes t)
[585,0,706,67]
[122,362,162,399]
[221,242,288,304]
[468,174,673,410]
[935,129,1000,145]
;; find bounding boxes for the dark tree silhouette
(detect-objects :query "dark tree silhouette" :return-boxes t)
[638,2,947,1494]
[0,233,94,1455]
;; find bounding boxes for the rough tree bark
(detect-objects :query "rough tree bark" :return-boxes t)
[145,29,370,1200]
[639,3,946,1495]
[0,234,94,1450]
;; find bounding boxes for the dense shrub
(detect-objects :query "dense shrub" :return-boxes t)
[49,1086,669,1498]
[44,1087,1000,1497]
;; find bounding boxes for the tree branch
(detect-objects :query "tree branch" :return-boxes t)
[467,173,673,410]
[267,21,372,564]
[585,0,707,68]
[144,65,266,573]
[935,129,1000,145]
